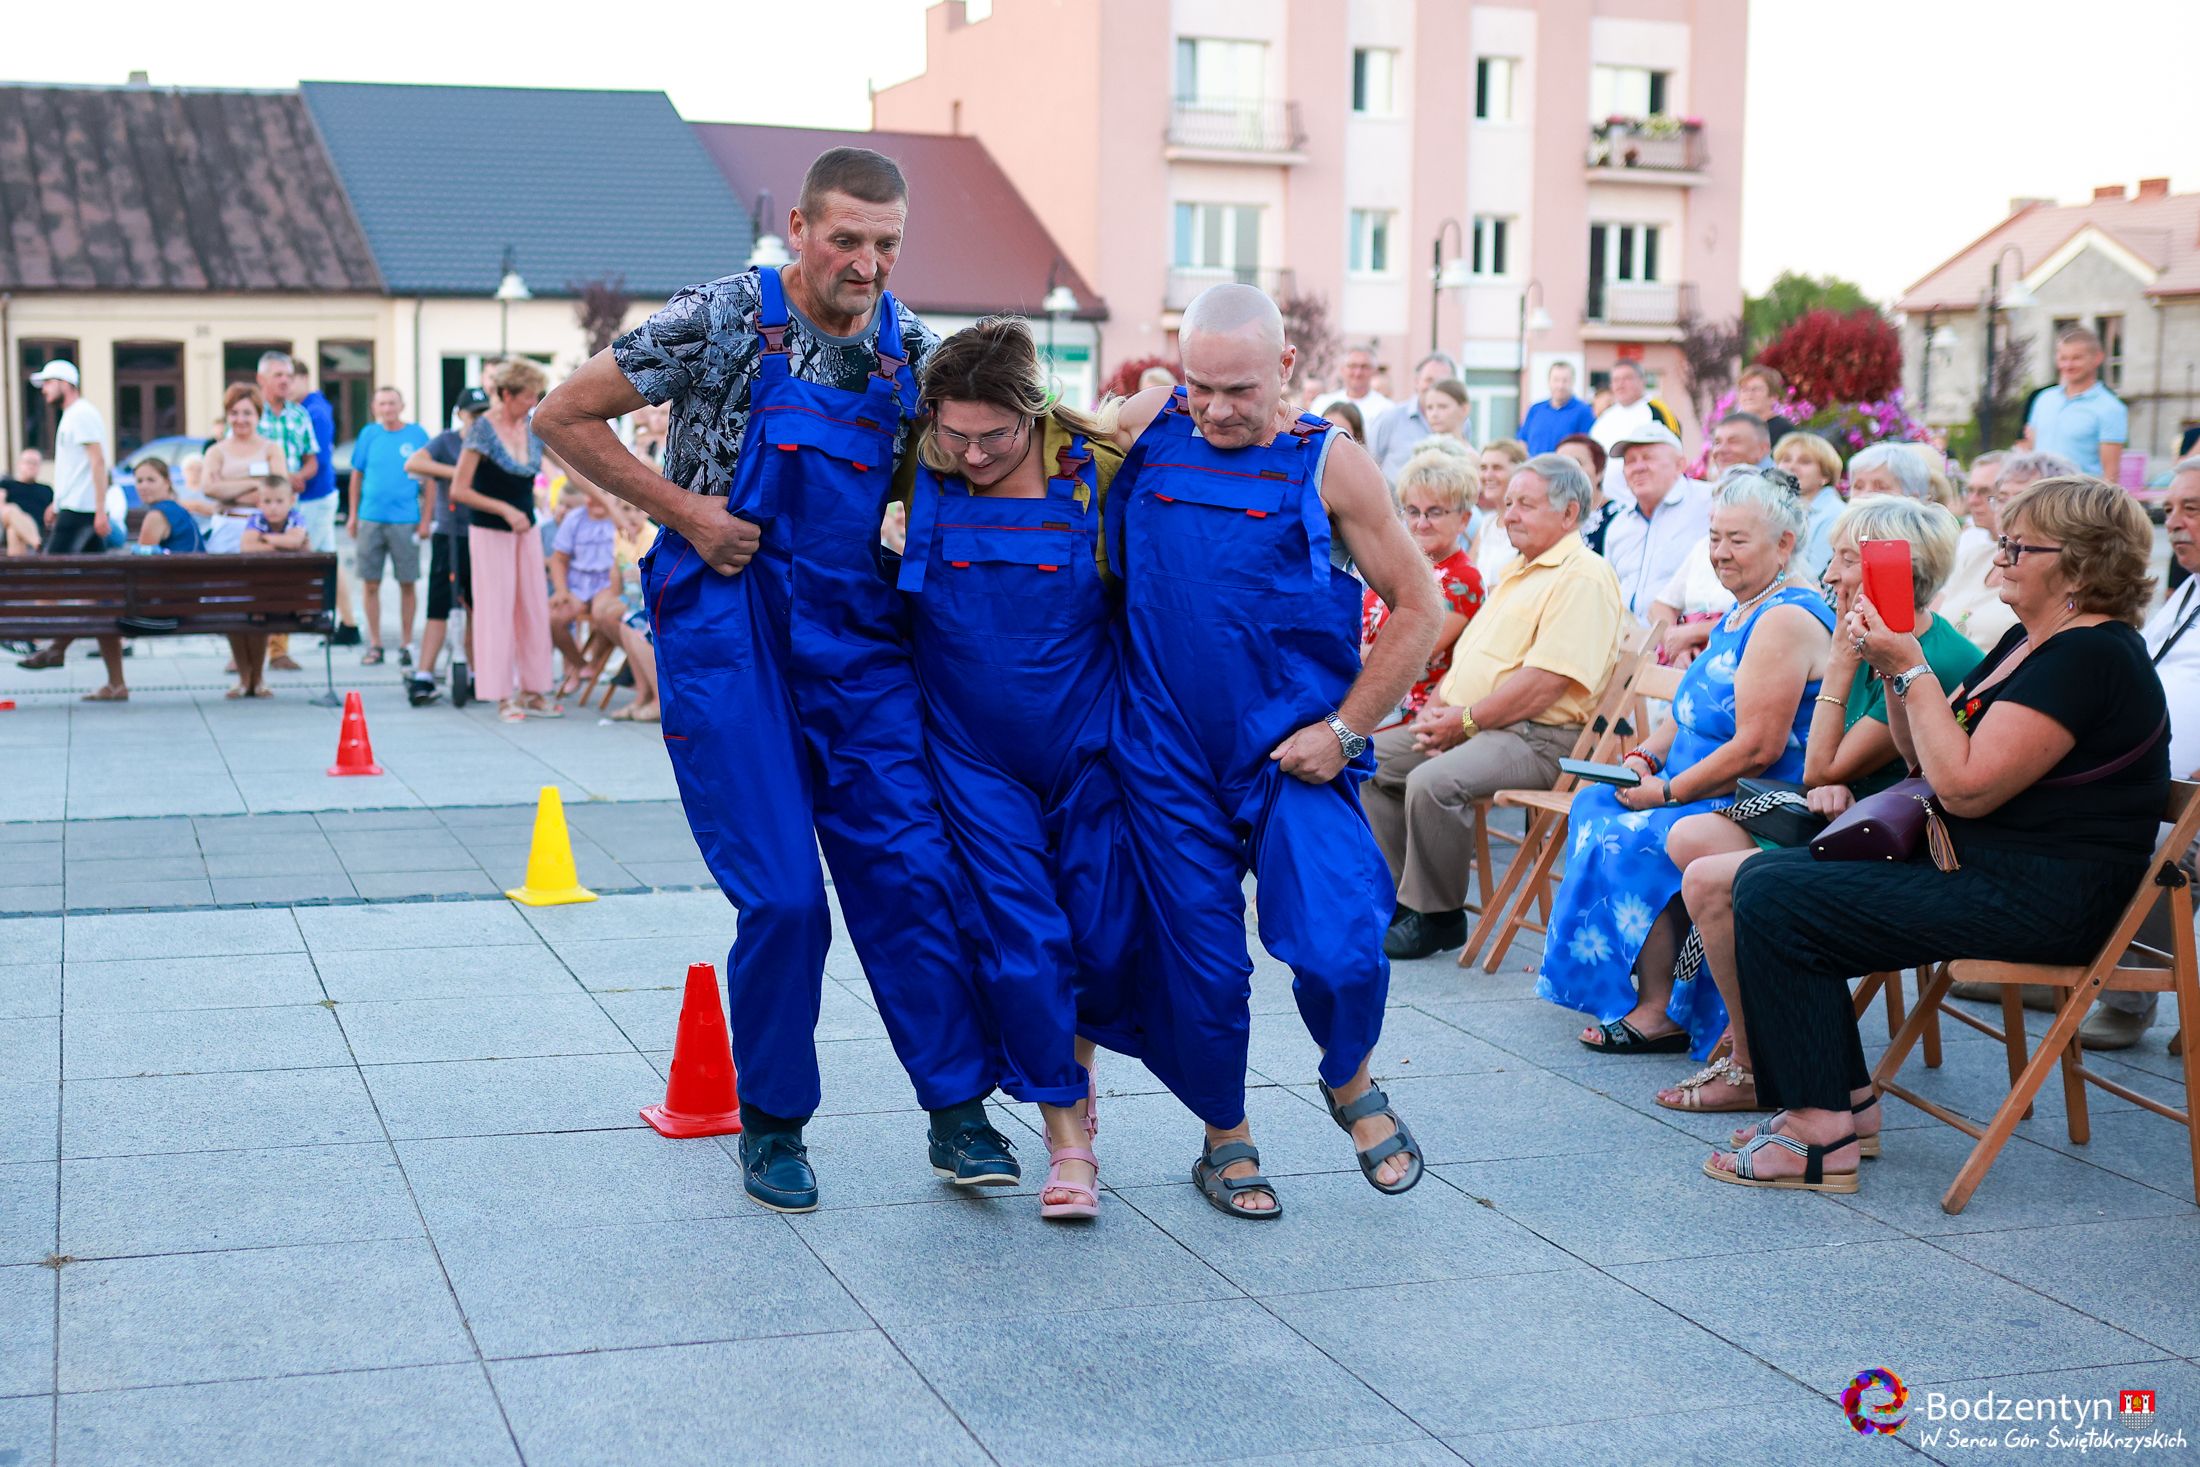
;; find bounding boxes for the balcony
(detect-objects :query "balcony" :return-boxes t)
[1165,266,1297,313]
[1165,98,1308,164]
[1586,119,1708,183]
[1582,281,1698,343]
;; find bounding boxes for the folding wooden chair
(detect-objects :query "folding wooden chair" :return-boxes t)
[1461,623,1672,972]
[1853,967,1943,1070]
[1872,779,2200,1213]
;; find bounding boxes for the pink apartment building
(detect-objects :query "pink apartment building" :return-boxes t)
[876,0,1747,444]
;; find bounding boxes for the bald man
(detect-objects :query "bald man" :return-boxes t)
[1103,283,1439,1218]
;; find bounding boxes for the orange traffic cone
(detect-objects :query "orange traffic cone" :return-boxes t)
[326,691,384,776]
[641,963,743,1138]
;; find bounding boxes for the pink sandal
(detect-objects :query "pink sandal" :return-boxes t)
[1040,1145,1100,1221]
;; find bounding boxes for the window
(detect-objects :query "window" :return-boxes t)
[1464,371,1521,446]
[1352,48,1398,115]
[1173,202,1262,274]
[223,340,292,390]
[1591,64,1669,119]
[319,340,374,446]
[1475,57,1516,121]
[112,342,184,459]
[1348,210,1395,275]
[1175,37,1267,104]
[1589,222,1660,282]
[17,337,77,457]
[1470,216,1511,278]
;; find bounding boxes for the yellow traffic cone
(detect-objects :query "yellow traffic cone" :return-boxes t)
[505,786,598,906]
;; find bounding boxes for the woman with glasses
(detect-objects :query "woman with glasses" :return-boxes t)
[1706,477,2167,1192]
[1365,438,1485,727]
[892,317,1137,1223]
[1936,451,2077,654]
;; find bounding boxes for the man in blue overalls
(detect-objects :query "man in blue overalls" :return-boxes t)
[537,148,1013,1214]
[1105,284,1444,1219]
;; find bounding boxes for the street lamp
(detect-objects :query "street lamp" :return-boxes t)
[495,247,531,356]
[1976,243,2035,449]
[1515,279,1552,418]
[1429,218,1472,354]
[1042,260,1080,367]
[747,190,790,270]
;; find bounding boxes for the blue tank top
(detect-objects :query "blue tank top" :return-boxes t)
[151,500,205,553]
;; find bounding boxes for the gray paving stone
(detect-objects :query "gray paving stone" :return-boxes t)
[1267,1269,1799,1436]
[1609,1237,2167,1385]
[313,943,577,1002]
[338,993,630,1066]
[62,1068,384,1159]
[520,889,733,943]
[1449,1386,1900,1466]
[765,1104,1039,1211]
[63,855,208,885]
[0,1084,56,1165]
[0,965,57,1020]
[54,1362,519,1467]
[0,851,62,886]
[398,1128,744,1235]
[1042,1085,1343,1193]
[0,887,59,917]
[62,820,198,859]
[0,1018,57,1087]
[813,1037,924,1115]
[492,1333,988,1467]
[1358,1067,1686,1166]
[60,1143,419,1260]
[443,1214,865,1358]
[61,953,325,1014]
[553,934,731,989]
[796,1193,1237,1327]
[897,1299,1425,1466]
[59,1238,474,1391]
[294,898,538,952]
[312,808,449,832]
[0,921,59,967]
[60,877,214,911]
[208,873,361,905]
[1122,1169,1576,1294]
[63,1004,349,1080]
[324,831,480,874]
[1940,1213,2200,1357]
[2030,1107,2200,1196]
[0,1393,52,1465]
[0,823,64,845]
[0,1163,54,1268]
[1246,1005,1517,1087]
[363,1052,663,1140]
[618,859,715,888]
[191,813,325,847]
[64,908,300,962]
[1824,1125,2195,1237]
[346,869,504,901]
[1202,1446,1463,1467]
[0,1264,50,1398]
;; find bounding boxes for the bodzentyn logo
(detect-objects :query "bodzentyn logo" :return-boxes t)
[1843,1368,1910,1435]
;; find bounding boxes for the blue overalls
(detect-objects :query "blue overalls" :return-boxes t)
[640,268,993,1121]
[897,430,1143,1105]
[1109,392,1395,1130]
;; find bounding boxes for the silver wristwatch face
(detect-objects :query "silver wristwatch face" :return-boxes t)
[1327,714,1368,757]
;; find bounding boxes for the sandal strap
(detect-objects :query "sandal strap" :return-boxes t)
[1047,1146,1097,1167]
[1330,1085,1393,1126]
[1202,1140,1261,1171]
[1730,1131,1808,1180]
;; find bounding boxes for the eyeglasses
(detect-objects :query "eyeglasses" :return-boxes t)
[934,419,1028,456]
[1400,505,1460,523]
[1994,536,2062,564]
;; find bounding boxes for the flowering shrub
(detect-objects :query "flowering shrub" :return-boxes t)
[1756,309,1903,405]
[1685,383,1929,479]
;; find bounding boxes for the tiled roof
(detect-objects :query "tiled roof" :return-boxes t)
[301,82,752,298]
[0,84,382,293]
[690,123,1103,320]
[1899,187,2200,311]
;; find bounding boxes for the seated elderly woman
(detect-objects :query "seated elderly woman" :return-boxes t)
[1653,496,1981,1111]
[1845,441,1932,502]
[1706,477,2169,1191]
[1363,438,1485,722]
[1538,466,1834,1056]
[1936,450,2080,654]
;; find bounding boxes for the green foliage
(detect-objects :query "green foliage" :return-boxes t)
[1744,272,1875,354]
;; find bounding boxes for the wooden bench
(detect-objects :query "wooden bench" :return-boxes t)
[0,553,336,640]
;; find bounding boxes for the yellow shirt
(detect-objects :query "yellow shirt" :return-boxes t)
[1437,530,1625,725]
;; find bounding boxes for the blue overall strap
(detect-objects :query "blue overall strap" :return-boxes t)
[896,468,943,593]
[1106,391,1188,582]
[1285,414,1334,585]
[1048,432,1095,506]
[754,266,791,382]
[871,293,918,416]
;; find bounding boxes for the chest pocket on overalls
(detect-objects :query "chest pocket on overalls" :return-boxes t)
[1134,468,1303,593]
[932,523,1093,641]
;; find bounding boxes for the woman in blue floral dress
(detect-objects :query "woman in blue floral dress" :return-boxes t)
[1537,467,1834,1059]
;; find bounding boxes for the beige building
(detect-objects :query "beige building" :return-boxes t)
[877,0,1747,441]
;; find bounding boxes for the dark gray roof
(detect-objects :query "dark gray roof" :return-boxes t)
[0,85,382,293]
[300,81,752,298]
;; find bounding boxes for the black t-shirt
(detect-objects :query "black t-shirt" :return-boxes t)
[0,477,52,525]
[1946,621,2169,863]
[426,429,464,535]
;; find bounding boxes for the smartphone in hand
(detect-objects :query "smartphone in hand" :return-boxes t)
[1860,539,1916,633]
[1559,757,1643,788]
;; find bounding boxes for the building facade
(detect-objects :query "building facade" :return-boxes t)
[1898,180,2200,469]
[876,0,1747,440]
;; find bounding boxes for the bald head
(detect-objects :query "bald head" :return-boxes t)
[1181,283,1285,355]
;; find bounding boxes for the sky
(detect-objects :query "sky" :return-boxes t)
[12,0,2200,306]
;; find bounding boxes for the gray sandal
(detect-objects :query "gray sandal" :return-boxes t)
[1318,1080,1424,1195]
[1192,1140,1282,1221]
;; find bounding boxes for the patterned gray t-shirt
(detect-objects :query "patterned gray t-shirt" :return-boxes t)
[611,269,938,498]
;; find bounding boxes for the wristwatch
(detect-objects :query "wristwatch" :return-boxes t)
[1459,706,1480,740]
[1890,664,1934,701]
[1324,712,1370,760]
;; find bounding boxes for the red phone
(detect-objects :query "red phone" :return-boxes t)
[1859,538,1916,633]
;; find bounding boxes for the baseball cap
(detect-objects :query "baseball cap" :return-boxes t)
[1610,421,1683,453]
[28,360,79,387]
[454,387,491,413]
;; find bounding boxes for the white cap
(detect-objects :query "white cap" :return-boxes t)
[1611,421,1683,453]
[28,359,79,387]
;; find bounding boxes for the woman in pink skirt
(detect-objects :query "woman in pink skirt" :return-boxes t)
[450,359,565,722]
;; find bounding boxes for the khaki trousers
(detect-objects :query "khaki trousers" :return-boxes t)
[1365,719,1579,915]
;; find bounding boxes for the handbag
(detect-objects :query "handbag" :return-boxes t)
[1723,777,1825,849]
[1811,715,2168,872]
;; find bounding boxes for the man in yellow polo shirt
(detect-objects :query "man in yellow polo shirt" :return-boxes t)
[1367,452,1626,958]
